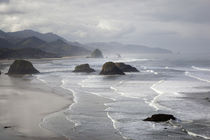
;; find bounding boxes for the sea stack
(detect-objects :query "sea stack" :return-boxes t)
[91,49,103,58]
[100,62,125,75]
[73,64,95,73]
[7,60,40,75]
[143,114,176,122]
[115,62,139,72]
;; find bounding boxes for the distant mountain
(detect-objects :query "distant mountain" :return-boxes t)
[7,29,66,42]
[0,48,58,59]
[0,38,14,48]
[0,30,7,38]
[14,37,90,57]
[86,42,172,54]
[46,39,90,56]
[16,36,47,48]
[0,29,91,59]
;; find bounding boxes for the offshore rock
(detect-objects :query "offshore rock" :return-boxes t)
[144,114,176,122]
[100,62,125,75]
[73,64,95,73]
[115,62,139,72]
[7,60,40,75]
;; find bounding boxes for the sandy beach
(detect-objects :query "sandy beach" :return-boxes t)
[0,72,73,140]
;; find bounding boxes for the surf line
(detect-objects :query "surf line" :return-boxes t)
[149,80,170,111]
[168,121,210,140]
[60,79,82,128]
[192,66,210,72]
[185,71,210,83]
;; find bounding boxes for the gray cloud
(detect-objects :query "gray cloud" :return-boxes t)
[0,0,210,53]
[148,0,210,23]
[0,0,9,3]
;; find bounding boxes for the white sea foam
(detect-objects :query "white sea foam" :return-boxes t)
[106,111,129,140]
[115,58,150,63]
[88,91,116,101]
[146,70,158,75]
[149,80,171,111]
[169,121,210,140]
[61,79,78,105]
[192,66,210,72]
[185,71,210,83]
[41,68,73,73]
[110,86,140,99]
[35,75,48,84]
[186,130,210,140]
[60,79,81,127]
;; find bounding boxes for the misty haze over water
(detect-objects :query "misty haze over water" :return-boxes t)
[0,1,210,140]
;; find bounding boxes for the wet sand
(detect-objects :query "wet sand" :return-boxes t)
[0,74,73,140]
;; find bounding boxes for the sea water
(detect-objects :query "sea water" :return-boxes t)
[35,56,210,140]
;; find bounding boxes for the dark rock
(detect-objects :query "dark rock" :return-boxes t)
[73,64,95,73]
[7,60,40,75]
[115,62,139,72]
[4,126,12,129]
[90,49,103,58]
[100,62,125,75]
[205,97,210,102]
[143,114,176,122]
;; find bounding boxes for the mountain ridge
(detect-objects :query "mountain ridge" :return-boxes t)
[85,42,172,54]
[0,29,91,59]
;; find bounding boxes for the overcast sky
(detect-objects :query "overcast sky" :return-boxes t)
[0,0,210,52]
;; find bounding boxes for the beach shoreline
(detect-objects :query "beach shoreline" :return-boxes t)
[0,72,73,140]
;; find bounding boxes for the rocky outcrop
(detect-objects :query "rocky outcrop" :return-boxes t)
[73,64,95,73]
[90,49,103,58]
[100,62,125,75]
[7,60,40,75]
[143,114,176,122]
[115,62,139,72]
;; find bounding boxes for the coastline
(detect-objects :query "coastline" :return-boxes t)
[0,73,73,140]
[0,55,87,63]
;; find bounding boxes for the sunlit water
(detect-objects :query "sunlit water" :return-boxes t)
[34,56,210,140]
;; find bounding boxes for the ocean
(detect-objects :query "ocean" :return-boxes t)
[34,55,210,140]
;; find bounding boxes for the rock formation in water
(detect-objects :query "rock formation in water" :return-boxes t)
[7,60,40,75]
[143,114,176,122]
[73,64,95,73]
[115,62,139,72]
[100,62,125,75]
[90,49,103,58]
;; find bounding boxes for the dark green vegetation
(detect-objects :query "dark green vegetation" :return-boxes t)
[0,48,58,59]
[7,60,40,75]
[143,114,176,122]
[115,62,139,72]
[73,64,95,73]
[100,62,125,75]
[90,49,103,58]
[0,30,90,59]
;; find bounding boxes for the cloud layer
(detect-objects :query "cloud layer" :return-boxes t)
[0,0,210,52]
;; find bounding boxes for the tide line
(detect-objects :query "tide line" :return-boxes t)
[185,71,210,83]
[149,80,171,111]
